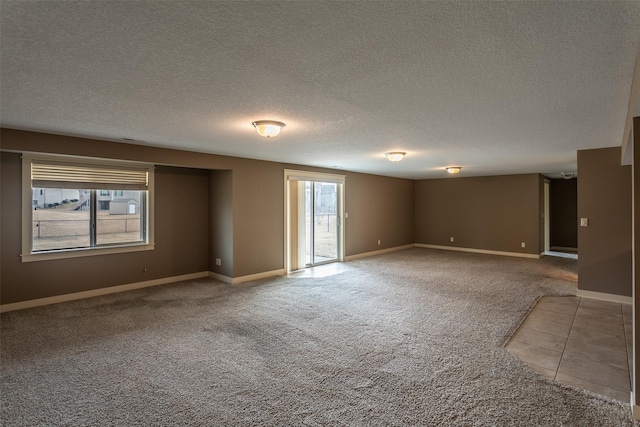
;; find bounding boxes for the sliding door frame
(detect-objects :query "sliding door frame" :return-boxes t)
[283,169,346,273]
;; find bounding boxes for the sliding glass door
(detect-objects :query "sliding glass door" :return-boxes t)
[285,170,344,272]
[306,181,338,266]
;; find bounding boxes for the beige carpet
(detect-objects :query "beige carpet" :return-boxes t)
[1,248,635,425]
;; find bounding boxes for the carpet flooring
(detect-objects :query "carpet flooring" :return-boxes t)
[1,248,636,426]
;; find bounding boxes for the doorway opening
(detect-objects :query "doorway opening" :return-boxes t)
[284,170,345,273]
[544,178,578,259]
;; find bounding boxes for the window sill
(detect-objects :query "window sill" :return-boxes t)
[21,242,155,263]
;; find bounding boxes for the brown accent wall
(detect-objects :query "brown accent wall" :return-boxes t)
[577,147,632,296]
[414,174,542,255]
[550,178,578,249]
[1,129,415,304]
[0,152,210,304]
[231,159,285,277]
[344,173,415,256]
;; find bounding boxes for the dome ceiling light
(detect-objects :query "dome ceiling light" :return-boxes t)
[385,152,406,162]
[252,120,286,138]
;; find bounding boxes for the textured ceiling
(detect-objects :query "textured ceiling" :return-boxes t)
[2,1,640,179]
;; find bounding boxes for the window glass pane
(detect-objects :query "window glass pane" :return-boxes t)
[313,182,338,263]
[32,188,90,251]
[24,156,154,261]
[96,190,145,245]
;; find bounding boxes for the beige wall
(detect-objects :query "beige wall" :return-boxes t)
[1,129,415,304]
[577,147,632,297]
[414,174,542,255]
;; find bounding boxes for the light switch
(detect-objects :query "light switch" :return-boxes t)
[580,218,589,227]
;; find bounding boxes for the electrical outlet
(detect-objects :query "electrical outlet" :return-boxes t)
[377,240,381,245]
[216,258,221,266]
[450,237,454,242]
[580,218,589,227]
[521,242,525,248]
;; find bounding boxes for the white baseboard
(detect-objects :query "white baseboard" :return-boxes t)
[344,244,415,261]
[1,267,289,313]
[9,253,625,313]
[0,271,210,313]
[415,244,540,259]
[233,268,285,283]
[576,289,632,305]
[210,269,286,284]
[208,272,233,284]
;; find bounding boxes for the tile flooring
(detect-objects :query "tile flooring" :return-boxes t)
[506,296,632,402]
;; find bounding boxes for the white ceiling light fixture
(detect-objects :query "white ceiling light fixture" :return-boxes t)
[385,152,406,162]
[561,172,576,179]
[446,167,461,174]
[252,120,286,138]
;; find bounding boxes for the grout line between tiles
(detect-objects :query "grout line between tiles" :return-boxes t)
[512,297,630,401]
[553,297,580,381]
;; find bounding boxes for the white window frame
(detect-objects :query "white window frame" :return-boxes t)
[21,153,155,262]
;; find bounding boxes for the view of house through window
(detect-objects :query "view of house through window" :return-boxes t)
[32,188,145,251]
[23,156,153,261]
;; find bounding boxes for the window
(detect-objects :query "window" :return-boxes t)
[22,155,154,262]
